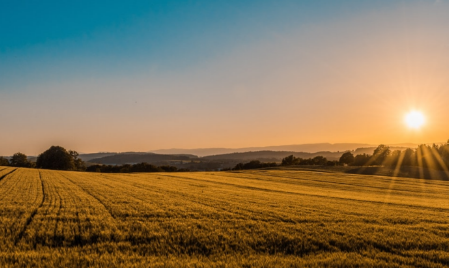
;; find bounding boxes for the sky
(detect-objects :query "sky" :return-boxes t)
[1,0,449,155]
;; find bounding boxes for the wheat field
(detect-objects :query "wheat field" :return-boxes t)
[0,166,448,267]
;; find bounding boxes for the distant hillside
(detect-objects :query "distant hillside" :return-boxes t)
[201,150,344,162]
[79,153,117,162]
[151,143,373,157]
[88,153,198,165]
[85,146,420,167]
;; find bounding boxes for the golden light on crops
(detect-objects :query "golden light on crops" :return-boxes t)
[405,111,425,129]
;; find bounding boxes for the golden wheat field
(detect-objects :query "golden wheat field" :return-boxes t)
[0,166,449,267]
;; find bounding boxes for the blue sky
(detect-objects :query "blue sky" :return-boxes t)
[0,0,395,87]
[1,0,449,155]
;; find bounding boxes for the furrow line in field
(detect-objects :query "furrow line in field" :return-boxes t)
[61,174,117,220]
[65,173,174,214]
[14,170,46,246]
[52,183,64,245]
[112,173,380,223]
[160,173,449,212]
[70,173,226,220]
[105,174,284,220]
[273,169,449,189]
[106,175,251,218]
[0,168,16,183]
[149,174,306,220]
[174,172,428,206]
[0,169,22,202]
[219,171,445,196]
[0,167,14,175]
[257,171,449,203]
[98,174,243,206]
[98,172,389,222]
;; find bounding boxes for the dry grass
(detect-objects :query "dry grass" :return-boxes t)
[1,167,449,267]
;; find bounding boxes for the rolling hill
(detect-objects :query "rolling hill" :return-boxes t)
[88,152,198,165]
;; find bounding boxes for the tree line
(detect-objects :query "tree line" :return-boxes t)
[230,156,339,170]
[230,141,449,171]
[86,162,188,173]
[2,141,449,172]
[0,145,185,172]
[337,142,449,170]
[0,146,86,171]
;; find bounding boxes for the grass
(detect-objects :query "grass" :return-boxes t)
[0,167,449,267]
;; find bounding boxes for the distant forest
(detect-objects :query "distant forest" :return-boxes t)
[271,142,449,171]
[1,141,449,173]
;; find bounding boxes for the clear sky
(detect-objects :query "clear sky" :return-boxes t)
[1,0,449,155]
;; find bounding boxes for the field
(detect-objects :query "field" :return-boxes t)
[1,167,449,267]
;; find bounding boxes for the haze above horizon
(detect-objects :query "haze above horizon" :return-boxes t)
[1,1,449,155]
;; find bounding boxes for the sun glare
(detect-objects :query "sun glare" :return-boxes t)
[405,111,425,129]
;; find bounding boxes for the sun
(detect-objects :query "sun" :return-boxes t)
[405,111,425,129]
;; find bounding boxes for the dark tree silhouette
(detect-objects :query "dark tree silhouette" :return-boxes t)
[0,156,9,166]
[353,154,371,166]
[10,152,31,167]
[372,144,391,165]
[312,156,327,165]
[439,140,449,164]
[233,160,277,170]
[85,162,182,173]
[401,148,415,167]
[281,155,299,166]
[36,146,84,171]
[339,151,355,165]
[69,150,86,171]
[386,150,401,167]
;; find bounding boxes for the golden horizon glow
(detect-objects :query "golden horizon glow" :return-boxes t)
[405,111,425,130]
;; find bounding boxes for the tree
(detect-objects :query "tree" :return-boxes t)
[439,140,449,168]
[281,155,300,166]
[372,144,391,165]
[353,154,371,166]
[401,148,415,167]
[36,146,84,171]
[386,150,401,167]
[312,156,327,165]
[0,157,9,166]
[69,150,86,171]
[339,151,355,165]
[10,152,31,167]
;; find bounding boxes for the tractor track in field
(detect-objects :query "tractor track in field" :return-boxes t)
[105,174,285,221]
[97,174,237,210]
[0,169,21,202]
[14,171,46,246]
[219,171,440,196]
[0,168,16,183]
[61,174,118,221]
[161,173,449,213]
